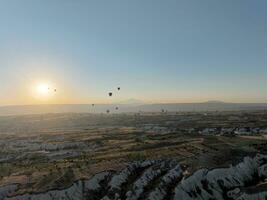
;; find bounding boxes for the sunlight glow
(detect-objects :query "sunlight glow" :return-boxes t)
[37,83,50,96]
[32,82,55,101]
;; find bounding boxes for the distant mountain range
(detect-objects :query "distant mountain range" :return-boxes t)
[1,101,267,116]
[118,98,145,105]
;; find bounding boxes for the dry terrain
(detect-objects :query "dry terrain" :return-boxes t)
[0,111,267,198]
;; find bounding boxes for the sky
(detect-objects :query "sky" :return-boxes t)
[0,0,267,105]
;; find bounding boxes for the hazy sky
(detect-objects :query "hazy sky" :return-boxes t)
[0,0,267,105]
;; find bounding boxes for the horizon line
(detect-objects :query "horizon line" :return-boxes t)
[2,101,267,108]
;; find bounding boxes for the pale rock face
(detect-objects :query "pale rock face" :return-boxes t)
[125,166,161,200]
[125,160,178,200]
[2,154,267,200]
[235,192,267,200]
[0,184,18,200]
[227,188,241,199]
[174,154,267,200]
[258,164,267,178]
[85,171,112,191]
[174,169,215,200]
[102,160,157,199]
[148,164,183,200]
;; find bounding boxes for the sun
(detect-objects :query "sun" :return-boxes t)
[30,81,56,101]
[36,83,50,96]
[29,81,58,103]
[34,82,54,101]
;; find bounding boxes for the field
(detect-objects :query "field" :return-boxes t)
[0,111,267,196]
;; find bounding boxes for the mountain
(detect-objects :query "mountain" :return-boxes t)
[0,101,267,116]
[118,98,145,105]
[203,100,226,104]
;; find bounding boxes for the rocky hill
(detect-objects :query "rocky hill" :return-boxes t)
[1,154,267,200]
